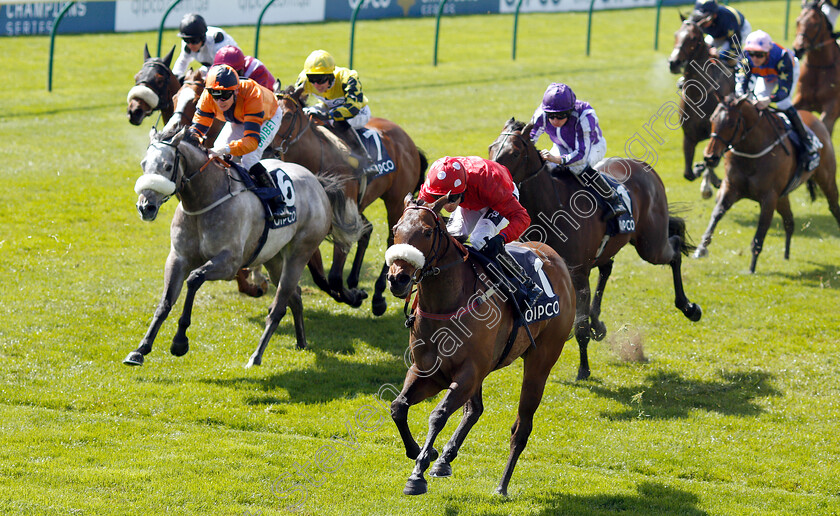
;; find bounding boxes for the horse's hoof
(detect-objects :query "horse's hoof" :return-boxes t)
[684,303,702,322]
[346,288,368,308]
[576,368,591,381]
[494,486,509,497]
[684,170,697,182]
[590,321,607,341]
[693,247,708,259]
[429,461,452,478]
[295,340,307,350]
[123,351,145,366]
[701,186,713,200]
[170,339,189,357]
[371,296,387,317]
[403,476,427,496]
[246,356,261,368]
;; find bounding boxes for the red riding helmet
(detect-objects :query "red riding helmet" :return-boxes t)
[214,45,246,73]
[425,157,467,196]
[205,64,240,91]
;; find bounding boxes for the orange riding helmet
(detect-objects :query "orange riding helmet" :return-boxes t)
[205,64,240,91]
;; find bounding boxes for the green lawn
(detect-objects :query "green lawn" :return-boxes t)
[1,2,839,514]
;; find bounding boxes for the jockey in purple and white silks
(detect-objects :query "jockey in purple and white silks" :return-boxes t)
[529,82,626,220]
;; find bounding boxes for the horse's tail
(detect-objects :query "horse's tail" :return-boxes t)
[668,214,697,256]
[414,149,428,193]
[807,178,817,202]
[317,173,365,252]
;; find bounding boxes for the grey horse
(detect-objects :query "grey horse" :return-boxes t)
[124,126,362,367]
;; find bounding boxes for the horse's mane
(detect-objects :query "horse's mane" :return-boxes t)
[507,119,526,132]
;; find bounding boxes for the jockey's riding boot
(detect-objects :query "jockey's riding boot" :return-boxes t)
[496,251,543,310]
[249,162,290,220]
[586,167,628,221]
[334,120,372,174]
[784,107,821,170]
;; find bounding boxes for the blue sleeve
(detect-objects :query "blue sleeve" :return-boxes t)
[773,52,795,102]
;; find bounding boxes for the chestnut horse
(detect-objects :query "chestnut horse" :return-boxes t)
[668,18,736,198]
[273,86,427,316]
[385,196,575,496]
[490,119,702,380]
[793,1,840,135]
[697,93,840,272]
[127,44,179,126]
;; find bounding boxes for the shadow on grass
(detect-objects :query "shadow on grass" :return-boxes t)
[726,210,840,241]
[204,308,412,403]
[442,482,706,516]
[766,261,840,289]
[568,369,780,420]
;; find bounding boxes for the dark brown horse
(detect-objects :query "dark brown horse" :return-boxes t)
[385,196,575,496]
[273,86,427,315]
[127,44,179,126]
[793,1,840,135]
[668,18,736,198]
[697,93,840,272]
[490,119,702,381]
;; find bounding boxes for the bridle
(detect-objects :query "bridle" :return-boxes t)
[400,203,468,285]
[274,94,312,156]
[492,130,547,187]
[795,4,836,55]
[709,100,788,159]
[135,59,175,113]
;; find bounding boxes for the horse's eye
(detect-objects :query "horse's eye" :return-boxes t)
[164,164,172,172]
[423,229,432,237]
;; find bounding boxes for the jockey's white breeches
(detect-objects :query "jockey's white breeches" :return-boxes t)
[549,138,607,175]
[448,184,520,250]
[217,109,283,170]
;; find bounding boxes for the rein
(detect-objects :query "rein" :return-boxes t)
[710,106,791,159]
[274,95,312,156]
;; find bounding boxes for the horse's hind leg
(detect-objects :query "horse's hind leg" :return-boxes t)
[123,254,188,366]
[391,372,445,460]
[668,233,702,322]
[497,348,557,497]
[571,272,593,380]
[694,189,737,258]
[775,196,795,260]
[429,386,484,478]
[345,214,372,290]
[589,261,613,341]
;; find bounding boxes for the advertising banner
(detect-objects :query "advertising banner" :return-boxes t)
[2,2,115,36]
[115,0,325,32]
[324,0,499,21]
[499,0,656,14]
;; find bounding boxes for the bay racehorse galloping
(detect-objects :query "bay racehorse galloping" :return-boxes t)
[793,1,840,135]
[123,126,360,367]
[385,196,575,496]
[669,17,736,198]
[273,86,427,316]
[127,44,179,126]
[696,94,840,272]
[490,119,702,380]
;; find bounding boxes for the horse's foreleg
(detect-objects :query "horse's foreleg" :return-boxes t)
[171,252,237,357]
[371,263,389,317]
[668,235,702,322]
[328,245,368,308]
[589,261,613,341]
[694,191,735,259]
[404,376,478,496]
[775,196,795,261]
[749,197,778,273]
[391,372,445,461]
[123,255,188,366]
[682,134,699,181]
[307,250,337,298]
[571,272,592,381]
[429,386,484,479]
[346,214,372,290]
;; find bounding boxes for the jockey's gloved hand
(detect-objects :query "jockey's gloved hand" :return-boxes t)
[208,144,231,159]
[482,234,506,259]
[303,106,327,118]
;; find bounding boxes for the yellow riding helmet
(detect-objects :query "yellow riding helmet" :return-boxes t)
[304,50,336,75]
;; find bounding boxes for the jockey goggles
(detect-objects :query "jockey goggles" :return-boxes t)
[208,89,235,100]
[182,36,203,45]
[747,51,768,59]
[307,73,333,84]
[546,111,572,120]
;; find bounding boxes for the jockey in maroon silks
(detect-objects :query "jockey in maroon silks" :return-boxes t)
[418,156,542,307]
[529,82,627,220]
[213,45,278,92]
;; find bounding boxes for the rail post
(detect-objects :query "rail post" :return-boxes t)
[255,0,280,59]
[157,0,184,57]
[433,0,451,66]
[512,0,525,60]
[48,1,76,92]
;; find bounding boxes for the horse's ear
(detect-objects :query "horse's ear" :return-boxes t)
[679,11,687,22]
[293,85,305,99]
[162,45,176,68]
[431,194,450,214]
[148,127,158,141]
[522,121,534,137]
[403,193,413,207]
[170,126,187,146]
[143,43,152,62]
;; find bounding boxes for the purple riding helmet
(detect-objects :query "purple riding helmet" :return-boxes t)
[540,83,576,114]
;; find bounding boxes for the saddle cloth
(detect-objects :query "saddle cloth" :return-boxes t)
[356,127,396,179]
[776,111,822,170]
[468,244,561,324]
[584,172,635,235]
[234,163,297,229]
